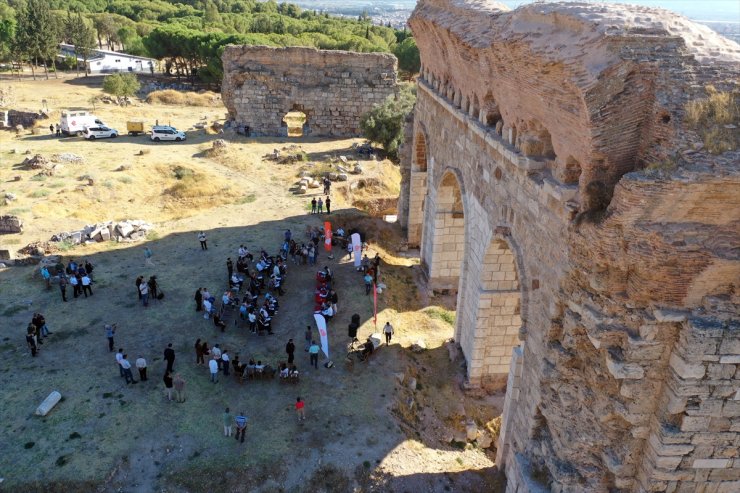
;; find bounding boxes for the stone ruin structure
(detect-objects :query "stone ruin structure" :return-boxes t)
[399,0,740,491]
[221,46,397,137]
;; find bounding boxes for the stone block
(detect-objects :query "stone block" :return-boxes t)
[669,353,706,379]
[719,355,740,364]
[606,353,645,379]
[681,416,710,432]
[654,309,688,323]
[719,338,740,355]
[692,458,731,468]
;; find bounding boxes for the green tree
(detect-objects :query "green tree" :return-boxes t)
[393,37,420,78]
[102,72,140,97]
[67,12,97,77]
[14,0,61,80]
[0,2,16,63]
[360,85,416,160]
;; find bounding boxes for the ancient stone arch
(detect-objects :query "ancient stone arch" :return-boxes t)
[221,46,397,137]
[404,1,740,491]
[407,123,430,247]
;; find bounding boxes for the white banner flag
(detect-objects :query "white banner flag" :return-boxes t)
[352,233,362,268]
[314,313,329,359]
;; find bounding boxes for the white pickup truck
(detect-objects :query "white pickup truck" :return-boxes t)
[60,109,105,136]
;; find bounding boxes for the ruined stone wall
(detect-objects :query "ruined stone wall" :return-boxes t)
[221,46,397,137]
[0,215,23,234]
[406,0,740,491]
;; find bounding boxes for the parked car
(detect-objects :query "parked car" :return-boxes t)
[84,125,118,140]
[151,125,186,142]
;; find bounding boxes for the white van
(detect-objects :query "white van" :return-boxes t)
[151,125,186,142]
[60,110,105,136]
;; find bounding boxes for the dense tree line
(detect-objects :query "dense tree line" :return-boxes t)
[0,0,420,84]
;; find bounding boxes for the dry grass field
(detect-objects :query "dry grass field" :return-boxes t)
[0,74,501,492]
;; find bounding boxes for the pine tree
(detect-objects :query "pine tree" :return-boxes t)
[14,0,60,80]
[67,13,96,77]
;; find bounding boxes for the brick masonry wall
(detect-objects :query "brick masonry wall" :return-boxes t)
[221,46,398,137]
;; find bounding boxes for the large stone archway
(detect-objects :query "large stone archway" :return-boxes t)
[403,1,740,491]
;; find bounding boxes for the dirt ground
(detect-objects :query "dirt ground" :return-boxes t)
[0,74,502,492]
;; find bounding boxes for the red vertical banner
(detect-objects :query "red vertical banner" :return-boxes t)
[373,282,378,328]
[324,221,332,252]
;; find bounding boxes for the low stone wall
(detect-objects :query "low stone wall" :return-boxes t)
[221,46,398,137]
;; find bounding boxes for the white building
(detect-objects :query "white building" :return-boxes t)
[59,44,157,75]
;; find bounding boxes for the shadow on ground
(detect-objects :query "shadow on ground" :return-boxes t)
[0,211,502,492]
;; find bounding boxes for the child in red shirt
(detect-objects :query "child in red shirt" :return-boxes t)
[295,397,305,421]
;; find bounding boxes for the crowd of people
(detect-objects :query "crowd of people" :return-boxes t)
[27,194,395,444]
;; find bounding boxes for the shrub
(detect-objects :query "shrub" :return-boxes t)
[360,84,416,160]
[102,73,140,97]
[685,86,739,154]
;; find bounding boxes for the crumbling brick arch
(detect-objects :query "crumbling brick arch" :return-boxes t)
[480,91,501,127]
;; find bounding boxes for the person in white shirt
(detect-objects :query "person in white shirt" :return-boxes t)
[70,274,80,298]
[383,322,394,345]
[209,357,219,383]
[135,356,148,381]
[198,231,207,250]
[139,281,149,307]
[116,349,124,378]
[81,274,93,297]
[211,345,222,370]
[203,298,213,317]
[221,350,230,376]
[120,355,137,384]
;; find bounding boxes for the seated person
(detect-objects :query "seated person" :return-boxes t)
[213,313,226,332]
[222,291,233,306]
[335,227,345,238]
[231,273,244,290]
[254,360,265,372]
[289,365,299,379]
[279,364,289,379]
[320,303,334,321]
[361,337,375,359]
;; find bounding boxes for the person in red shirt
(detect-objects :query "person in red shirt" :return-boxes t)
[295,396,305,421]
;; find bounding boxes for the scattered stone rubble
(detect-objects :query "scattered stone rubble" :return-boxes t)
[50,219,153,245]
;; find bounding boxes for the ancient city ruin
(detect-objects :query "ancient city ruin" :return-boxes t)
[222,46,397,137]
[398,0,740,491]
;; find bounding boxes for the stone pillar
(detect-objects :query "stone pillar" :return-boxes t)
[407,171,427,247]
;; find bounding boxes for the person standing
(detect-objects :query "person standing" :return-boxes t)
[211,344,222,371]
[295,397,306,421]
[163,343,175,373]
[329,289,338,314]
[116,348,125,378]
[139,280,149,307]
[163,371,174,401]
[309,341,320,369]
[105,323,116,352]
[234,411,247,443]
[121,355,137,384]
[304,325,312,352]
[136,355,148,381]
[41,265,51,290]
[226,258,234,280]
[285,339,295,365]
[198,231,208,250]
[147,276,158,300]
[195,338,204,365]
[317,197,324,214]
[223,407,233,437]
[144,247,154,267]
[323,177,331,195]
[209,356,219,383]
[364,272,373,295]
[383,322,394,345]
[173,374,186,402]
[311,197,317,214]
[70,274,80,298]
[221,350,230,377]
[59,274,68,302]
[81,274,93,297]
[194,288,203,312]
[136,276,144,299]
[26,330,38,357]
[325,196,331,215]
